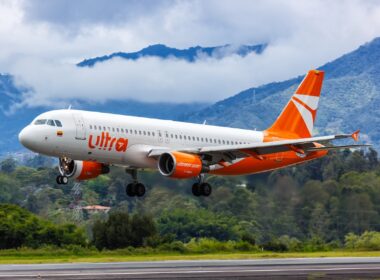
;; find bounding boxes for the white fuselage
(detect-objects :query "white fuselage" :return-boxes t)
[19,109,264,169]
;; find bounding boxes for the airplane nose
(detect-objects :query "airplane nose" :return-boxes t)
[18,126,33,149]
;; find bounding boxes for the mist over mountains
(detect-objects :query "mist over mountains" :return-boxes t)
[77,43,267,67]
[1,38,379,155]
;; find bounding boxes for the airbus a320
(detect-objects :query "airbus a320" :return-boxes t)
[19,70,368,197]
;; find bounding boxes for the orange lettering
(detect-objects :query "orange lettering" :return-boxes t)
[116,138,128,152]
[88,135,96,149]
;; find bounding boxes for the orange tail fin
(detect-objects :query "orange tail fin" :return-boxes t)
[265,70,324,140]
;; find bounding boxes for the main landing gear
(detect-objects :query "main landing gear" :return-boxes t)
[192,174,212,197]
[125,169,146,197]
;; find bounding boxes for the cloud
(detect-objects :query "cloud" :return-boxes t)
[1,0,380,109]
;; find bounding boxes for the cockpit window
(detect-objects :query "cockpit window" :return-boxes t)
[55,120,62,127]
[47,119,55,126]
[34,119,47,125]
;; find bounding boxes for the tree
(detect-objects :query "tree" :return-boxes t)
[0,158,17,173]
[92,210,157,249]
[0,204,86,249]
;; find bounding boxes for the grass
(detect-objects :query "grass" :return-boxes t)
[1,250,380,264]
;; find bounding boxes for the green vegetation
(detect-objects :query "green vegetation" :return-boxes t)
[0,148,380,262]
[92,211,156,249]
[0,204,86,249]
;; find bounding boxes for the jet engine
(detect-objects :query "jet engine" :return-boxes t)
[59,157,109,180]
[158,151,209,179]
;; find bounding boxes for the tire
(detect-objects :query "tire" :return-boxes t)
[61,176,68,185]
[126,183,136,197]
[192,183,201,196]
[200,182,212,196]
[56,175,62,185]
[135,183,146,197]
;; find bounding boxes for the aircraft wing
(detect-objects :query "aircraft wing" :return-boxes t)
[148,131,370,164]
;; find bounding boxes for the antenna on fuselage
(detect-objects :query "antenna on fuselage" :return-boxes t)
[68,104,72,110]
[203,120,207,125]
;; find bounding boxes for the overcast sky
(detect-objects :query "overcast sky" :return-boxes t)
[1,0,380,107]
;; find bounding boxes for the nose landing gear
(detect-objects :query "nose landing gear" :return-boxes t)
[56,175,68,185]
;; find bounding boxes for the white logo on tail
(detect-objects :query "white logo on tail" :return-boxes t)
[291,94,320,135]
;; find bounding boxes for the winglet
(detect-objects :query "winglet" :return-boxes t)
[352,130,360,142]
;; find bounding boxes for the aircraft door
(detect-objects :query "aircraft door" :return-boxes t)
[73,113,86,140]
[157,130,163,143]
[164,131,170,144]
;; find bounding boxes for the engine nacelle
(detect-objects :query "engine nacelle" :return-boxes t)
[59,158,109,180]
[158,151,208,179]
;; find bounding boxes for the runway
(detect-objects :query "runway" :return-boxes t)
[1,257,380,279]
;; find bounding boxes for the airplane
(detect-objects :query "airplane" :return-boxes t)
[18,70,369,197]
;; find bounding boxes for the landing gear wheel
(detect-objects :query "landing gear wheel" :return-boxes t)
[56,175,62,184]
[61,176,68,185]
[126,183,146,197]
[200,182,212,196]
[126,183,136,197]
[192,183,202,196]
[135,183,146,197]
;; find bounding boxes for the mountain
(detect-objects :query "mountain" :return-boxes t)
[2,38,380,155]
[77,43,267,67]
[1,42,268,155]
[0,74,208,155]
[183,37,380,149]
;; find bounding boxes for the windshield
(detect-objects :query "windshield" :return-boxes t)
[33,119,63,127]
[34,119,47,125]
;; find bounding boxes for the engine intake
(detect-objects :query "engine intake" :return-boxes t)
[158,152,208,179]
[59,158,109,180]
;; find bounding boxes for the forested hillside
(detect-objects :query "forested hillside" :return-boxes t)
[184,37,380,149]
[1,148,379,250]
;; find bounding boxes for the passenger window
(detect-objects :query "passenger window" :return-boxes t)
[47,119,55,126]
[121,128,124,133]
[144,131,146,136]
[148,131,151,136]
[55,120,62,127]
[89,125,93,129]
[152,132,155,137]
[117,128,119,132]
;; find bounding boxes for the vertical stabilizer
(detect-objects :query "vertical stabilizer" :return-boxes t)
[265,70,324,140]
